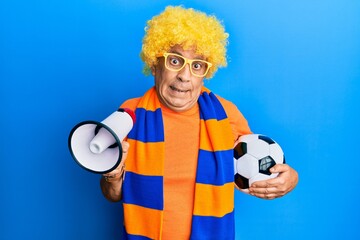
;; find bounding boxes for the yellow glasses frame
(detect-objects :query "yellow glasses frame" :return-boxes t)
[157,52,213,78]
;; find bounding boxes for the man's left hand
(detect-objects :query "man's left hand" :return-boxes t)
[248,164,298,200]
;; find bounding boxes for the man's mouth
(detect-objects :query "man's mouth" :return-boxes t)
[170,86,188,93]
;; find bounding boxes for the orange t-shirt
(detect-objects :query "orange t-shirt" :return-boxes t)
[121,95,251,239]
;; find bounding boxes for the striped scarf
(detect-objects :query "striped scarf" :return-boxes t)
[122,87,235,239]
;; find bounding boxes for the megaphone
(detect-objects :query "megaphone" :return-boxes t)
[68,108,136,174]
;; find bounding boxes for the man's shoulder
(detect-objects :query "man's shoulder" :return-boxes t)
[120,97,141,111]
[215,95,239,114]
[215,94,252,136]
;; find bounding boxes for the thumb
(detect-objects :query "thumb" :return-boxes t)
[270,163,286,173]
[122,141,130,153]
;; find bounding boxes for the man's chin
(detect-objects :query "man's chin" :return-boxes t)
[164,101,193,112]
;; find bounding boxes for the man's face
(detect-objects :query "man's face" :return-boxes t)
[152,45,205,112]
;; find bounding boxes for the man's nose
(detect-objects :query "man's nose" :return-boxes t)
[177,63,192,82]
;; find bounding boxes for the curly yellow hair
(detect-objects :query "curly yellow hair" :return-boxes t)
[141,6,229,78]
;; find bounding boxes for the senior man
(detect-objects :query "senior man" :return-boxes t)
[100,6,298,240]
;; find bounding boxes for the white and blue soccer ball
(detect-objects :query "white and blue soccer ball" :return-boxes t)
[234,134,285,189]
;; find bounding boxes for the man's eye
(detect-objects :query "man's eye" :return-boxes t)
[170,58,180,65]
[193,62,203,70]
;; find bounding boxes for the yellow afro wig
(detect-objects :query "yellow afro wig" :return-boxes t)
[141,6,229,78]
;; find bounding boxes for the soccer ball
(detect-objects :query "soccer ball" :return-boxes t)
[234,134,285,189]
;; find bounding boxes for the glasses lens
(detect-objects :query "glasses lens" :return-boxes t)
[166,54,185,70]
[191,61,208,76]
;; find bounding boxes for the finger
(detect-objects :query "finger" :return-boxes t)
[248,186,281,200]
[103,165,124,176]
[250,180,269,188]
[103,172,123,183]
[103,172,119,178]
[270,163,289,173]
[252,192,278,200]
[122,141,130,153]
[251,174,286,188]
[249,186,278,195]
[121,141,130,162]
[250,179,275,188]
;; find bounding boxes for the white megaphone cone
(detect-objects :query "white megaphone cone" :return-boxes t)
[68,108,136,174]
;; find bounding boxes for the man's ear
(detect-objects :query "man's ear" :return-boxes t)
[151,66,156,76]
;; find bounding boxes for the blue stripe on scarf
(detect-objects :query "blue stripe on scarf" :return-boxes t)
[122,229,153,240]
[122,172,163,210]
[128,108,164,143]
[198,92,228,121]
[190,211,235,240]
[196,149,234,185]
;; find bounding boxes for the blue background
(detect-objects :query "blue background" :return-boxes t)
[1,0,359,239]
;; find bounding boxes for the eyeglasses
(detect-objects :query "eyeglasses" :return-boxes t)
[157,53,212,78]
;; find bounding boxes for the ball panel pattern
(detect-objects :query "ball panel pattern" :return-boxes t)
[233,134,285,189]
